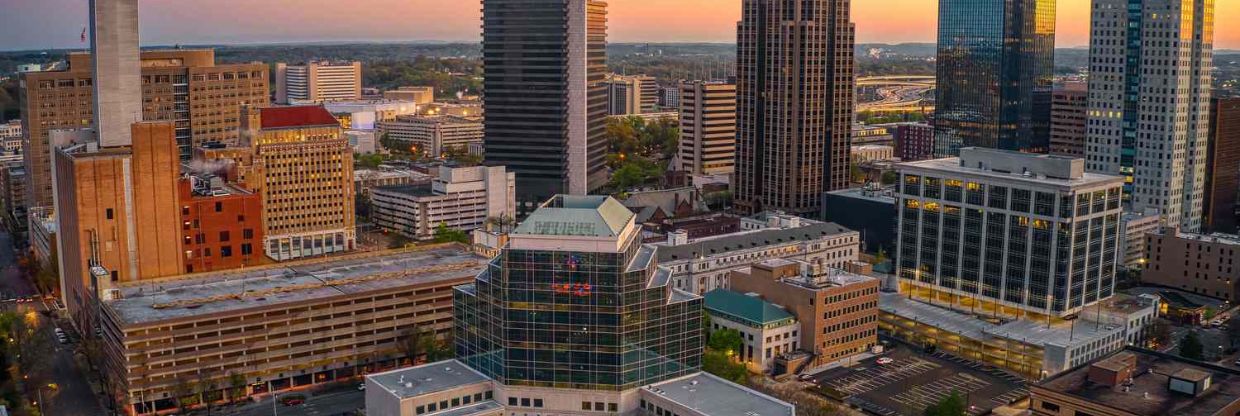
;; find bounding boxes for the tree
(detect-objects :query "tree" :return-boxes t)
[195,371,218,415]
[171,377,196,414]
[443,145,483,166]
[1180,331,1205,361]
[850,162,866,184]
[397,328,452,365]
[432,223,470,244]
[881,170,899,186]
[923,390,967,416]
[707,329,744,357]
[873,248,889,266]
[702,350,748,385]
[226,372,247,404]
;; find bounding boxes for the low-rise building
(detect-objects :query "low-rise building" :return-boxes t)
[177,174,265,274]
[100,246,486,415]
[382,86,435,105]
[372,165,515,240]
[323,99,419,130]
[27,207,56,264]
[379,115,484,158]
[1031,348,1240,416]
[851,144,895,163]
[1141,230,1240,301]
[704,289,800,372]
[652,214,861,295]
[0,120,21,153]
[880,292,1159,379]
[0,164,26,232]
[731,259,880,368]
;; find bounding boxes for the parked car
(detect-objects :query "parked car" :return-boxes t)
[876,357,895,365]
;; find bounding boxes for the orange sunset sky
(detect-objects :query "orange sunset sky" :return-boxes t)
[0,0,1236,50]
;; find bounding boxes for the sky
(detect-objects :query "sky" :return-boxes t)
[0,0,1237,51]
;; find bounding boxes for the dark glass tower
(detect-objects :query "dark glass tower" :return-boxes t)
[481,0,609,208]
[933,0,1055,157]
[733,0,856,216]
[454,195,703,391]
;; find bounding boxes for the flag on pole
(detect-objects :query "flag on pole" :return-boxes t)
[81,27,87,43]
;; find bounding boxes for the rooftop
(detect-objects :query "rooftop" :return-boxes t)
[898,147,1123,188]
[259,106,341,129]
[513,195,634,238]
[105,246,485,325]
[655,222,855,262]
[645,372,795,416]
[704,289,795,327]
[367,360,491,400]
[1037,348,1240,416]
[879,293,1130,349]
[374,184,436,198]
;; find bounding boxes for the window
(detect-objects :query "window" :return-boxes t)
[106,208,114,220]
[241,243,253,256]
[484,391,492,400]
[533,399,543,408]
[220,231,231,242]
[243,229,254,239]
[215,201,223,212]
[428,403,437,412]
[594,402,605,411]
[416,406,425,415]
[439,400,448,410]
[452,398,461,407]
[608,403,618,412]
[221,246,233,258]
[521,398,530,407]
[509,398,518,406]
[473,393,482,402]
[582,402,592,411]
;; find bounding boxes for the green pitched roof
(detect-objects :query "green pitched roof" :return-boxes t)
[513,195,634,237]
[704,289,794,326]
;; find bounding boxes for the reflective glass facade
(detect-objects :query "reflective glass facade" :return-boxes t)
[454,237,703,391]
[934,0,1056,157]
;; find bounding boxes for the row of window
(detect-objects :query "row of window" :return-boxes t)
[415,390,493,415]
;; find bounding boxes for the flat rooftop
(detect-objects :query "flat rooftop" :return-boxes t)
[645,372,795,416]
[898,147,1123,188]
[879,293,1121,349]
[367,360,491,400]
[106,246,486,325]
[654,222,855,262]
[1037,348,1240,416]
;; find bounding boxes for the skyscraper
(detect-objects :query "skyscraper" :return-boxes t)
[933,0,1056,157]
[1049,81,1088,158]
[1086,0,1215,232]
[482,0,609,206]
[734,0,856,216]
[1205,97,1240,234]
[677,80,736,176]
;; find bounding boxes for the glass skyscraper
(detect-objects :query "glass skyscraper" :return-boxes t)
[933,0,1056,157]
[454,195,703,391]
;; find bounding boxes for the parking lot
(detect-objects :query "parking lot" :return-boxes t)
[812,346,1027,416]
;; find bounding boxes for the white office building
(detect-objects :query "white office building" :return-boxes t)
[379,115,484,158]
[371,165,514,240]
[275,61,363,104]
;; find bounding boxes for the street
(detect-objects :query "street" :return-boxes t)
[219,390,364,416]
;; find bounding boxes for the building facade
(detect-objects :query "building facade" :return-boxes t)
[481,0,609,203]
[893,122,935,162]
[98,247,485,415]
[177,174,265,274]
[1086,0,1215,232]
[383,86,435,105]
[1119,210,1161,270]
[895,148,1126,319]
[605,74,658,115]
[731,259,880,368]
[380,115,484,158]
[241,105,356,261]
[323,100,419,130]
[275,61,363,104]
[734,0,856,216]
[21,49,269,207]
[1141,230,1240,301]
[1049,81,1088,158]
[0,120,21,153]
[653,214,861,295]
[1206,97,1240,234]
[676,81,736,176]
[933,0,1055,157]
[0,164,27,233]
[703,289,800,372]
[372,165,515,240]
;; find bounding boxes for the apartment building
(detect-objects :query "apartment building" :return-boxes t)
[379,115,483,158]
[371,165,515,240]
[1142,230,1240,301]
[677,81,736,176]
[731,259,880,367]
[98,246,486,415]
[896,147,1125,319]
[178,174,265,274]
[652,213,861,295]
[21,49,269,207]
[275,61,362,104]
[241,105,356,261]
[893,122,934,162]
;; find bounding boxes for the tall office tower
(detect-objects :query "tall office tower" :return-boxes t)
[1050,81,1088,158]
[240,105,356,261]
[895,148,1125,319]
[54,123,185,329]
[275,61,363,104]
[482,0,609,204]
[21,50,269,207]
[1205,97,1240,233]
[1086,0,1214,231]
[89,0,142,148]
[933,0,1056,157]
[677,81,736,176]
[455,195,703,389]
[734,0,856,216]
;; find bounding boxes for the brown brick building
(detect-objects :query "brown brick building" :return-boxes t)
[178,174,266,274]
[1206,97,1240,234]
[21,49,269,208]
[55,122,185,329]
[730,259,879,366]
[1141,229,1240,301]
[98,246,485,415]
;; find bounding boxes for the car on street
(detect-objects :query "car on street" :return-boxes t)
[876,357,895,365]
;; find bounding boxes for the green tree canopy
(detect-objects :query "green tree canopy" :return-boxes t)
[1180,331,1205,361]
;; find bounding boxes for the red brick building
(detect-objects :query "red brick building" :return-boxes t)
[178,174,265,273]
[1206,97,1240,234]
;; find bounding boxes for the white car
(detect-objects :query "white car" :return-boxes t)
[876,357,895,365]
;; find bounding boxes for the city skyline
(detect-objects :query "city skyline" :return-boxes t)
[2,0,1239,51]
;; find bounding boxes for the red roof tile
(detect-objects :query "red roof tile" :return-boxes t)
[259,106,340,129]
